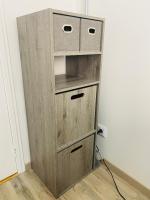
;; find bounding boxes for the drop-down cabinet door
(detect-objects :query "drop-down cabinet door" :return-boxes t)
[57,135,94,195]
[55,86,97,149]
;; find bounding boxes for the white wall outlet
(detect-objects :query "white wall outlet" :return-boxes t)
[98,123,108,138]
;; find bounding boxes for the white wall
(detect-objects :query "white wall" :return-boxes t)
[0,1,25,172]
[2,0,85,165]
[89,0,150,188]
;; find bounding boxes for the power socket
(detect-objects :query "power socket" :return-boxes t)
[97,124,108,138]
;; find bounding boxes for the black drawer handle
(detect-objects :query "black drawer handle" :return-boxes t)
[71,145,83,153]
[71,93,84,100]
[62,24,73,33]
[88,27,96,35]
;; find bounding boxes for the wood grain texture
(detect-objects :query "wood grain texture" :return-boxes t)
[55,74,100,94]
[54,51,102,56]
[57,131,95,152]
[55,53,101,94]
[77,55,101,81]
[66,55,101,81]
[17,8,104,197]
[57,135,94,195]
[55,86,97,148]
[0,165,149,200]
[17,9,57,195]
[55,55,101,92]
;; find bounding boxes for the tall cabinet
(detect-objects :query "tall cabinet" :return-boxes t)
[17,8,104,198]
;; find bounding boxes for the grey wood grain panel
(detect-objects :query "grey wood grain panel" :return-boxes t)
[54,51,102,56]
[55,73,100,94]
[65,55,101,82]
[52,9,104,22]
[66,56,79,77]
[57,135,94,195]
[17,7,104,198]
[77,55,101,81]
[57,131,95,152]
[17,9,57,195]
[80,19,102,51]
[53,14,80,52]
[55,86,97,148]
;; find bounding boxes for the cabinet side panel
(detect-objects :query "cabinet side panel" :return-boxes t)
[17,10,57,195]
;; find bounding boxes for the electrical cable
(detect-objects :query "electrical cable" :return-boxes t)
[96,145,127,200]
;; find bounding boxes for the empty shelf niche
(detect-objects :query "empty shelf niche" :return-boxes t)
[55,55,101,93]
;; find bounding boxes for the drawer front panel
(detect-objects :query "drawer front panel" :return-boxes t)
[53,14,80,52]
[80,19,102,51]
[56,86,97,148]
[57,135,94,195]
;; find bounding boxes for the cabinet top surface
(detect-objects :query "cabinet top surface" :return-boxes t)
[17,8,105,22]
[52,8,104,21]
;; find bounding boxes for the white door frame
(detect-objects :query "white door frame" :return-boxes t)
[0,0,25,173]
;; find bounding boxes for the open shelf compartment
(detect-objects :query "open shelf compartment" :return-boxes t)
[55,55,101,93]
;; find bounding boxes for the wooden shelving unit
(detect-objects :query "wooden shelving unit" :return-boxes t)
[17,8,104,198]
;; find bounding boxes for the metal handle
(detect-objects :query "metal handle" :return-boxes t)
[88,27,96,35]
[71,145,83,153]
[62,24,73,33]
[71,93,84,100]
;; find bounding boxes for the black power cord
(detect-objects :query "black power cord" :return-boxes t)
[96,145,127,200]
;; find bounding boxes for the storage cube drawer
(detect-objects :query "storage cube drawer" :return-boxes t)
[56,86,97,149]
[80,19,102,51]
[57,135,94,195]
[53,14,80,52]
